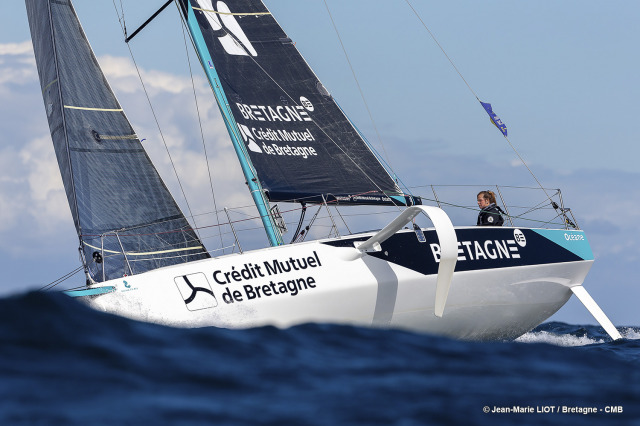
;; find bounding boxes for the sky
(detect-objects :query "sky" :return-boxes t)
[0,1,638,326]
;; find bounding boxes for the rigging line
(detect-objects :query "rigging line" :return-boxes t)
[111,0,125,35]
[299,205,323,243]
[322,0,392,169]
[403,0,477,100]
[404,0,553,202]
[290,203,307,243]
[413,195,567,227]
[110,1,202,241]
[333,204,353,235]
[84,241,204,256]
[180,17,225,252]
[176,10,280,237]
[39,265,85,291]
[346,111,414,196]
[119,0,126,36]
[502,134,552,201]
[176,12,268,185]
[517,191,559,217]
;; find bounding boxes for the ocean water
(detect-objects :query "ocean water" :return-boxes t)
[1,292,638,425]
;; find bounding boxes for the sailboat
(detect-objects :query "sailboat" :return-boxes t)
[25,0,621,340]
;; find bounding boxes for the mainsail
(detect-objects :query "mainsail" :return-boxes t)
[26,0,209,282]
[178,0,418,206]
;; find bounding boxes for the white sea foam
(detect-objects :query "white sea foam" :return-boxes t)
[516,331,605,347]
[619,327,640,340]
[516,326,640,346]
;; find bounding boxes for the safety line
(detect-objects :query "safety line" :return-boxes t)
[84,242,205,256]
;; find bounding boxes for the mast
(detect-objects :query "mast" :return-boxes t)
[178,1,283,247]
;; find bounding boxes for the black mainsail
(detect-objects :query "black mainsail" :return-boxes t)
[178,0,418,206]
[26,0,209,282]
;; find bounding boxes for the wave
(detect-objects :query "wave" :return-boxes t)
[517,322,640,347]
[1,291,640,425]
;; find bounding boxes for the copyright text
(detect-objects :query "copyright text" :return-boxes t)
[483,406,623,415]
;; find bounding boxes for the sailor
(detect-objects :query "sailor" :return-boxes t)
[476,190,505,226]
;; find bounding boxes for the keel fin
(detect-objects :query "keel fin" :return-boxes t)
[570,285,622,340]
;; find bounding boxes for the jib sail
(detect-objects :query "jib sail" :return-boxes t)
[178,0,419,206]
[26,0,209,282]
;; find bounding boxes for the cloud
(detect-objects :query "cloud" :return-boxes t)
[0,41,33,56]
[0,44,249,254]
[0,45,37,85]
[98,54,209,95]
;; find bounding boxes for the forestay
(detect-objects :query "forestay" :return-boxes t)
[26,0,209,282]
[178,0,419,206]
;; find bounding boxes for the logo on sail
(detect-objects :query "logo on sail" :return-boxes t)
[238,123,263,153]
[196,0,258,57]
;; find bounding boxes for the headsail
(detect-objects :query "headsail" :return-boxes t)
[26,0,209,282]
[178,0,418,206]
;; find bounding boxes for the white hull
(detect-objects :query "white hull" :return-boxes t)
[76,227,594,340]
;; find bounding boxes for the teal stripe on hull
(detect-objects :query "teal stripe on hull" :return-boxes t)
[64,286,116,298]
[532,229,594,260]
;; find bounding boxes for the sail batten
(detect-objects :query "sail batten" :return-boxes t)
[179,0,418,206]
[63,105,125,112]
[26,0,210,281]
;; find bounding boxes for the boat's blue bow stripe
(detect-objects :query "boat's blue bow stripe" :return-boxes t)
[323,227,591,275]
[532,229,594,260]
[64,286,116,298]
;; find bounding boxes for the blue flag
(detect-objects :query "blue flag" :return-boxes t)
[480,101,508,137]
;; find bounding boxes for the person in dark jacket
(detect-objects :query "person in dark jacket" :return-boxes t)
[477,190,504,226]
